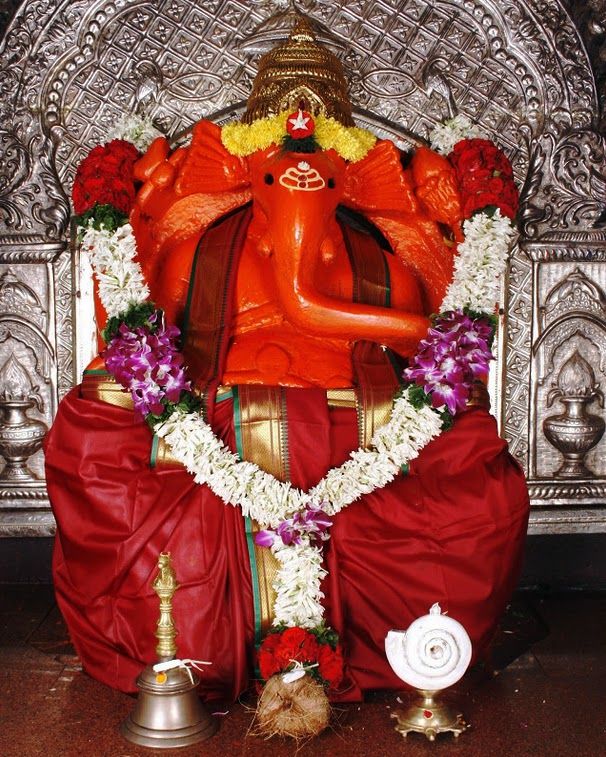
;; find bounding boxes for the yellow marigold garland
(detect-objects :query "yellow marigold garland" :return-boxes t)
[221,112,376,163]
[314,118,376,162]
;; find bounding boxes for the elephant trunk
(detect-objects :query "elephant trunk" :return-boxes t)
[268,216,428,355]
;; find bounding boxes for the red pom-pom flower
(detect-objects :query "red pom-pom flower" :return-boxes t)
[449,138,519,220]
[72,139,140,216]
[257,627,343,690]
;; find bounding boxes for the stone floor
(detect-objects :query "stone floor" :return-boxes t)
[1,586,605,756]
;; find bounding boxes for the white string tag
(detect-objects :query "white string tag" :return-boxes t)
[153,658,212,685]
[281,660,319,684]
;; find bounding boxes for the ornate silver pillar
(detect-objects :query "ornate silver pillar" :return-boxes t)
[512,231,606,532]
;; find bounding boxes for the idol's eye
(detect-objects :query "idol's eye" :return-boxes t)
[327,178,336,189]
[264,173,274,185]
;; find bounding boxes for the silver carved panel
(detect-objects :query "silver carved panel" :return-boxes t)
[0,0,605,535]
[520,238,606,533]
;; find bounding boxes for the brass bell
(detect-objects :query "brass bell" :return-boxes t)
[121,552,218,748]
[121,663,218,748]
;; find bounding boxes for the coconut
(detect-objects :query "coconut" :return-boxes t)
[254,673,330,739]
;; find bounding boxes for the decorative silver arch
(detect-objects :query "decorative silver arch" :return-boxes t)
[0,0,604,535]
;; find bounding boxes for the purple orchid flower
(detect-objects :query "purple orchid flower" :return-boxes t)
[276,519,302,546]
[104,311,191,418]
[254,504,333,549]
[430,380,472,415]
[403,309,494,416]
[255,530,277,548]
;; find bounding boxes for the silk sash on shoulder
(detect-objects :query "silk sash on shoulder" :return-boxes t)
[181,204,252,422]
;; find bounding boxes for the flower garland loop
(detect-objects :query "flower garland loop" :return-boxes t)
[74,113,518,635]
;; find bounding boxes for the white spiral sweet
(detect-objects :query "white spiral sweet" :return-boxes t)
[385,603,472,691]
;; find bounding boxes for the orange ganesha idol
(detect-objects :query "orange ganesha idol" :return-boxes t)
[45,18,529,702]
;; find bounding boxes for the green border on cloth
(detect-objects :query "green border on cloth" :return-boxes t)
[148,387,264,649]
[232,386,263,646]
[149,434,159,469]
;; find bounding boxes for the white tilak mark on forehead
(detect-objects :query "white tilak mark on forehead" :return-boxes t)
[279,163,326,192]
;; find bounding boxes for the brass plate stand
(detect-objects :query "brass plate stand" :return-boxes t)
[391,689,469,742]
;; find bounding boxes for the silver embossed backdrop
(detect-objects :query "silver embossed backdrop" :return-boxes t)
[0,0,604,537]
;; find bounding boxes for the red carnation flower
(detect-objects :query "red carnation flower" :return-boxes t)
[279,627,320,663]
[449,137,518,220]
[257,627,323,681]
[450,138,513,179]
[258,633,283,680]
[257,627,344,690]
[317,643,344,689]
[72,139,140,215]
[279,626,309,648]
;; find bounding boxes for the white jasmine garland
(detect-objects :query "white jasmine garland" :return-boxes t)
[81,222,149,318]
[81,207,511,627]
[154,391,444,537]
[429,114,488,155]
[271,542,327,629]
[79,117,515,629]
[440,209,515,313]
[107,113,162,152]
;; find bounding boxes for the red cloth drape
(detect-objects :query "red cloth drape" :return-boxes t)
[46,388,528,700]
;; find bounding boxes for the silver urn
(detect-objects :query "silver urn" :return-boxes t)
[0,354,47,482]
[543,351,605,478]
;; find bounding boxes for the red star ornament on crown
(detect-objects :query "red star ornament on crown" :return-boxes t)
[286,108,315,139]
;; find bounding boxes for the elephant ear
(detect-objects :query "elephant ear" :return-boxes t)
[174,120,249,196]
[343,140,419,215]
[343,140,459,315]
[131,120,251,322]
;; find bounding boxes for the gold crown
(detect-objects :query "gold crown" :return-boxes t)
[242,16,354,127]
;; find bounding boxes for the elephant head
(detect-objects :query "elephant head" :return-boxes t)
[244,143,429,353]
[131,120,461,353]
